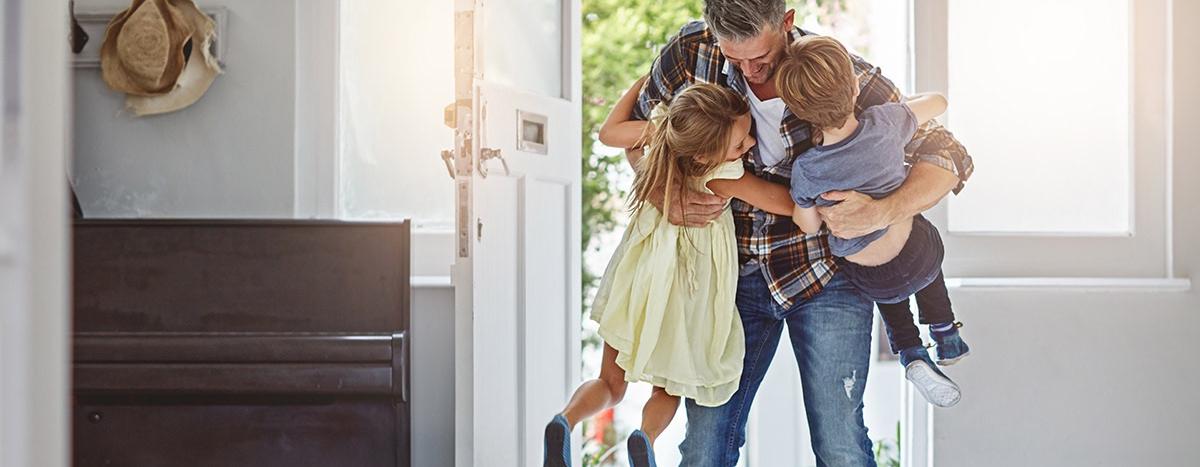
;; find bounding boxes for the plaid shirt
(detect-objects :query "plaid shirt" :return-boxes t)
[633,21,974,308]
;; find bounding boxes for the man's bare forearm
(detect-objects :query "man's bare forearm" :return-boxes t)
[883,162,959,223]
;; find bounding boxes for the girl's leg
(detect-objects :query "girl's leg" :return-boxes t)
[560,343,628,428]
[640,386,680,443]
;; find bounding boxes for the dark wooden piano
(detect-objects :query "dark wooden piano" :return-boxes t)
[72,220,411,467]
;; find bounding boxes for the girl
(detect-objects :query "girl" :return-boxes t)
[543,80,794,467]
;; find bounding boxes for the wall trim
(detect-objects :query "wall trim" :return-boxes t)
[945,276,1191,292]
[412,275,453,288]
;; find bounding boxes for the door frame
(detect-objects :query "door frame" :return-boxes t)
[0,0,70,466]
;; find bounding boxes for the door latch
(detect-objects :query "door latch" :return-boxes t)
[478,147,509,178]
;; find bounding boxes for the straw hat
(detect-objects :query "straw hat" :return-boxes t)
[100,0,222,116]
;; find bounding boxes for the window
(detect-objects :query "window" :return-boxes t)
[946,0,1131,235]
[918,0,1174,280]
[337,0,456,228]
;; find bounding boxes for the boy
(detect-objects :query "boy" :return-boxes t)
[777,35,970,408]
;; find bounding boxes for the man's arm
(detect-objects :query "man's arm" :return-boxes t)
[817,56,974,239]
[819,163,958,238]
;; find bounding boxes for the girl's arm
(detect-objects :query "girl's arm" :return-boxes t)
[904,92,948,126]
[792,205,823,234]
[598,75,650,149]
[706,174,794,216]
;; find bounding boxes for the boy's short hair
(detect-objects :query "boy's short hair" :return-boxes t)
[775,35,857,130]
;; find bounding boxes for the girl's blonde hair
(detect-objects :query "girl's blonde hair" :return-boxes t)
[629,83,749,220]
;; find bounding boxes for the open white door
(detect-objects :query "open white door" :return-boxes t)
[450,1,582,466]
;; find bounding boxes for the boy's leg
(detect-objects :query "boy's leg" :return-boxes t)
[914,270,955,325]
[876,298,923,354]
[915,270,971,364]
[679,272,784,467]
[786,272,877,467]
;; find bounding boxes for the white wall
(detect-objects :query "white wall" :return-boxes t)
[410,231,456,467]
[933,2,1200,465]
[72,0,296,218]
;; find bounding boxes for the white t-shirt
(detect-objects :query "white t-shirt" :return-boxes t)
[745,83,789,167]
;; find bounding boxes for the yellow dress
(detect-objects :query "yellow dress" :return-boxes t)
[590,161,745,407]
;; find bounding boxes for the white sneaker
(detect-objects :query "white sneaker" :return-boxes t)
[905,359,962,408]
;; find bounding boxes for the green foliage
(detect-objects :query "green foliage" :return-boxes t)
[873,421,901,467]
[580,0,706,296]
[579,2,705,464]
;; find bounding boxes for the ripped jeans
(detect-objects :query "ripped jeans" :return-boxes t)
[679,270,877,467]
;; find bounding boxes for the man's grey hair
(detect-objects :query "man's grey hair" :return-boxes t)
[704,0,788,42]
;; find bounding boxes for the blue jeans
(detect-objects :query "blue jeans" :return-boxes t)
[678,270,877,467]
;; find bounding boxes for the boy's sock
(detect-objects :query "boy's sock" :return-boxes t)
[929,321,955,336]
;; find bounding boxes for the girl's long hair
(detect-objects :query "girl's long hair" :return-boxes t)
[628,83,750,221]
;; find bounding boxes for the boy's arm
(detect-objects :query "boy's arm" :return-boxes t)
[904,92,948,126]
[792,205,823,234]
[598,76,650,149]
[706,174,794,216]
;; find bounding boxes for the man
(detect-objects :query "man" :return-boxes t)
[626,0,974,465]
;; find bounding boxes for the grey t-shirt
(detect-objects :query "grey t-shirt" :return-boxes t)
[789,102,917,257]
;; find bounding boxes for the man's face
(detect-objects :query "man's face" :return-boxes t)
[718,10,795,85]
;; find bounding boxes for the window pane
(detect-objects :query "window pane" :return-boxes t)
[946,0,1130,234]
[483,0,562,98]
[339,0,454,227]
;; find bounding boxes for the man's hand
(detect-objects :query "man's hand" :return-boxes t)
[653,186,728,227]
[816,190,896,239]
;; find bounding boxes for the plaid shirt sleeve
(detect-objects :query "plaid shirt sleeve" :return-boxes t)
[851,56,975,194]
[632,28,697,121]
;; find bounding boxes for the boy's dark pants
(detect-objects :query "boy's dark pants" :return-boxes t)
[876,271,954,353]
[837,214,956,354]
